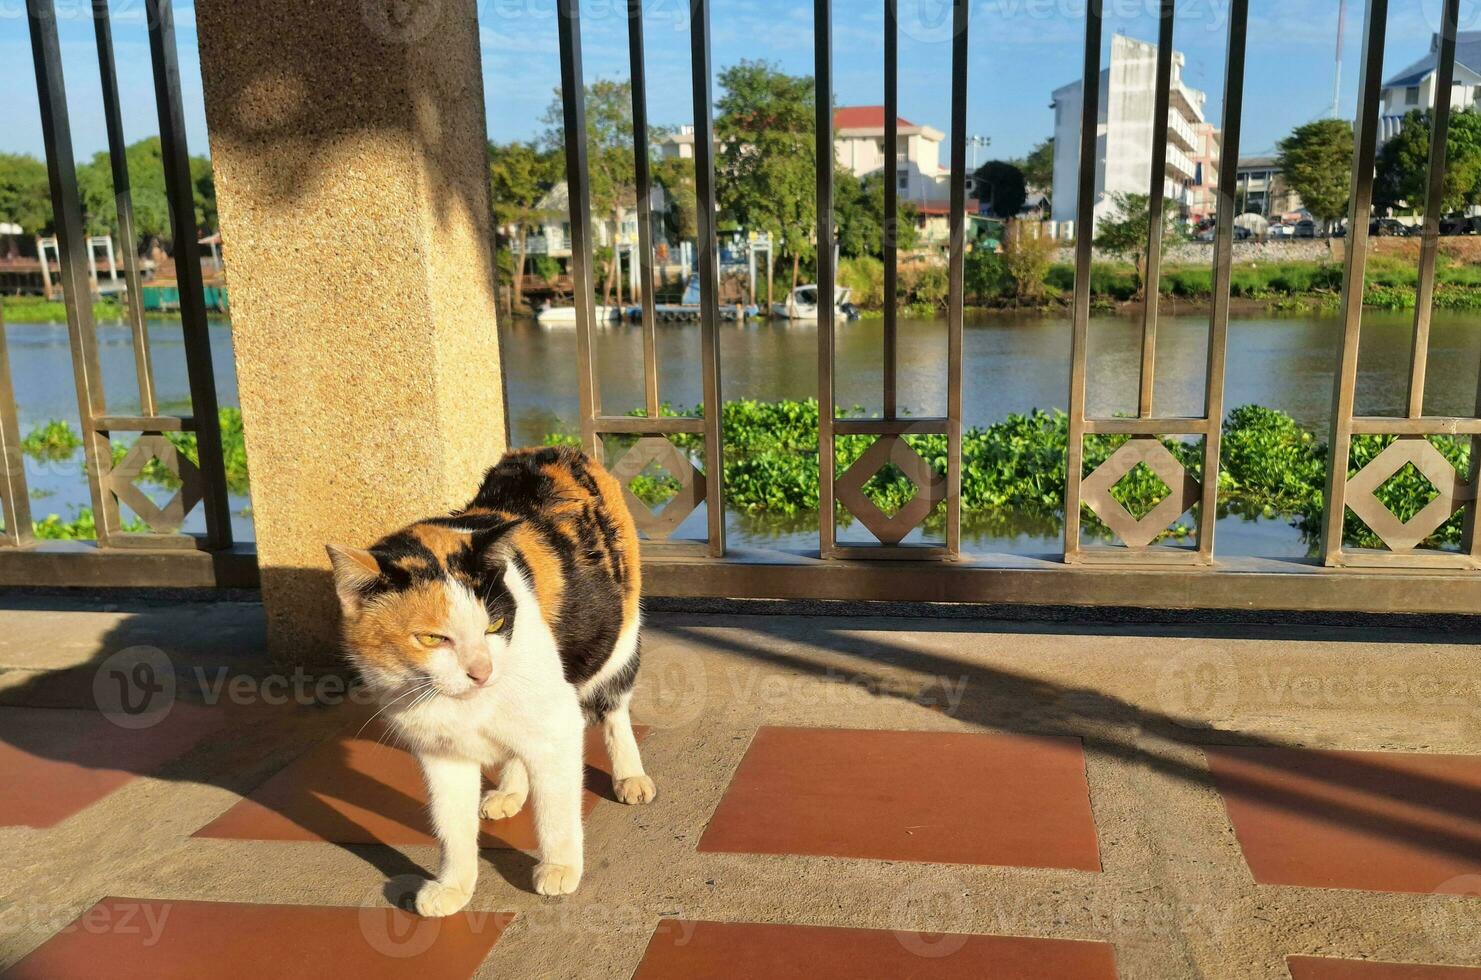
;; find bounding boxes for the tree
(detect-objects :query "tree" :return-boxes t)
[1000,218,1054,301]
[974,160,1027,220]
[1018,137,1054,191]
[1277,119,1353,233]
[651,154,697,244]
[1093,192,1181,298]
[1375,108,1481,214]
[715,60,816,296]
[73,137,217,252]
[0,153,51,253]
[834,170,918,258]
[489,141,559,312]
[544,79,635,308]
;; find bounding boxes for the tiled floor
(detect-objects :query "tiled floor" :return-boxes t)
[631,920,1119,979]
[0,704,224,828]
[1207,747,1481,893]
[1286,956,1481,979]
[3,604,1481,977]
[195,722,644,849]
[1,898,508,980]
[698,726,1101,870]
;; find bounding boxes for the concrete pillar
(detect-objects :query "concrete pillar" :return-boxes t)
[196,0,506,666]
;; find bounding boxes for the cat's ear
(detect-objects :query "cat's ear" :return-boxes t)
[469,519,519,565]
[325,544,380,617]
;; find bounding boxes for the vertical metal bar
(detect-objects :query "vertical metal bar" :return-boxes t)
[1138,0,1176,419]
[93,0,155,416]
[1407,0,1460,420]
[145,0,232,549]
[1063,0,1104,563]
[556,0,601,451]
[1198,0,1249,563]
[689,0,725,557]
[883,0,898,419]
[1466,371,1481,561]
[626,0,661,419]
[28,0,119,545]
[1321,0,1389,565]
[944,0,968,556]
[816,0,837,558]
[0,309,33,548]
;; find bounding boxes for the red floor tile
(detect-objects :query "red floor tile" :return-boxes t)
[1288,955,1481,979]
[632,919,1117,979]
[0,705,224,828]
[194,722,644,849]
[697,727,1100,870]
[1206,747,1481,893]
[1,897,508,980]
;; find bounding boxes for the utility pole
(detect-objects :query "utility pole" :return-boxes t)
[1331,0,1347,118]
[967,134,991,171]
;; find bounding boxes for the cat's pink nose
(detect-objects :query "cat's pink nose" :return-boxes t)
[465,659,492,685]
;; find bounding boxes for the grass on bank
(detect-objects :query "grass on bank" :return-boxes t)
[832,252,1481,313]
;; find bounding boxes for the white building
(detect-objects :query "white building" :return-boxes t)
[1379,31,1481,143]
[1050,34,1214,236]
[656,106,950,205]
[831,106,949,204]
[524,182,670,261]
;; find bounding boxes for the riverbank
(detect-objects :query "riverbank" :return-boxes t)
[0,295,226,324]
[838,251,1481,317]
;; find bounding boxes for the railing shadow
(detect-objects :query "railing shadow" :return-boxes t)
[655,616,1481,869]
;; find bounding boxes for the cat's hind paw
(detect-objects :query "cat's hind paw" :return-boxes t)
[479,788,527,821]
[614,774,657,805]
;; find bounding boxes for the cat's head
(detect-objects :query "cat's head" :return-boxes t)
[326,518,518,700]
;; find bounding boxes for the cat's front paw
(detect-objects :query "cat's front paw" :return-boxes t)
[533,862,582,896]
[479,788,527,820]
[614,774,657,805]
[414,879,472,917]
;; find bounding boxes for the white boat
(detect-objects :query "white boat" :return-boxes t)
[535,304,623,326]
[770,284,857,321]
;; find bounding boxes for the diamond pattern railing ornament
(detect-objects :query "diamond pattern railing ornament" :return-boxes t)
[105,434,203,535]
[1321,0,1480,569]
[609,436,706,541]
[834,436,946,546]
[557,0,725,558]
[1080,438,1201,550]
[1061,0,1246,566]
[1344,438,1475,553]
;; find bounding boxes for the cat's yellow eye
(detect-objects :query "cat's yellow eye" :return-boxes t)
[414,633,446,648]
[486,617,505,634]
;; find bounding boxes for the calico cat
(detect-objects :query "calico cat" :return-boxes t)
[326,446,653,914]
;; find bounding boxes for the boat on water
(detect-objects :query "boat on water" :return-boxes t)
[771,284,859,321]
[535,304,623,326]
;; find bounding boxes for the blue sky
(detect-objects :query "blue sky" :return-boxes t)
[0,1,1469,167]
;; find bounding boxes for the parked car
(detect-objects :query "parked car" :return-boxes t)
[1440,214,1481,235]
[1268,222,1293,239]
[1370,217,1415,237]
[1295,220,1317,238]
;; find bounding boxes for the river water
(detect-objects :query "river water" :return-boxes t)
[10,309,1479,555]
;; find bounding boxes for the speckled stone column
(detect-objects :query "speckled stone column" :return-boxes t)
[196,0,506,666]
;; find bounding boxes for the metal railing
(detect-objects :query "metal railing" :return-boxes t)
[560,0,1480,613]
[7,0,1479,612]
[3,0,254,588]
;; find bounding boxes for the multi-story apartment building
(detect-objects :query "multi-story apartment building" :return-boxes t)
[1049,34,1216,236]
